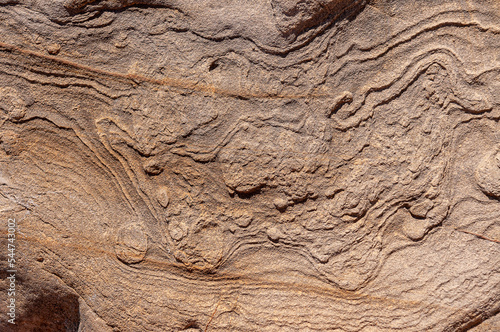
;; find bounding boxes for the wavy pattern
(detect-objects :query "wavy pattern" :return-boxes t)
[1,1,500,331]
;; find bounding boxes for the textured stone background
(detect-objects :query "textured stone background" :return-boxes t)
[0,0,499,331]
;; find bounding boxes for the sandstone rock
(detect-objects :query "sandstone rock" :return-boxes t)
[0,0,499,331]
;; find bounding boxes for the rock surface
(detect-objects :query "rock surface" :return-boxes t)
[0,0,499,331]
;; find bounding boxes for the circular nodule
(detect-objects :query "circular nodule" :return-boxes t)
[273,197,288,211]
[46,43,61,55]
[115,224,148,264]
[266,226,282,242]
[475,148,500,198]
[402,218,429,242]
[394,208,428,241]
[143,158,165,175]
[157,186,170,208]
[0,87,26,122]
[168,220,187,241]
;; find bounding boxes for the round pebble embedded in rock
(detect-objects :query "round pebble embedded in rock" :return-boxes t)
[475,148,500,198]
[273,197,288,211]
[157,186,170,208]
[266,226,282,242]
[0,87,26,122]
[115,224,148,264]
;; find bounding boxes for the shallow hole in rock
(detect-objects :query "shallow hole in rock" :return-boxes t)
[181,319,202,331]
[235,186,263,199]
[208,61,219,71]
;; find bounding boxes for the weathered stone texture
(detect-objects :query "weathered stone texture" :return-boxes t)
[0,0,499,331]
